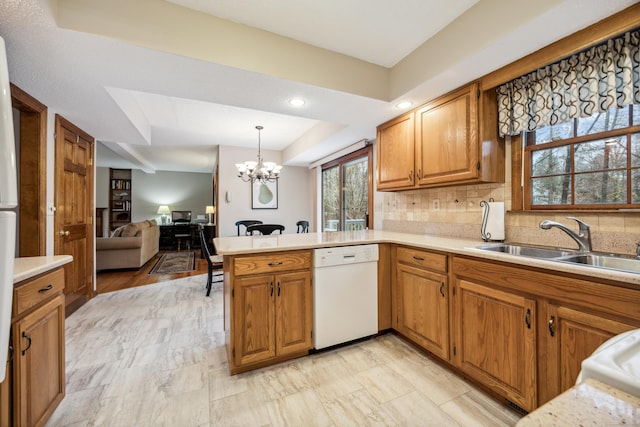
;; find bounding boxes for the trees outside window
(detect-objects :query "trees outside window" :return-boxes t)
[321,146,373,231]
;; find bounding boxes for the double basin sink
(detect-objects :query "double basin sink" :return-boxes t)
[475,243,640,274]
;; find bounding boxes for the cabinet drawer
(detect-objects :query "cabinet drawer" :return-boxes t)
[234,251,311,276]
[397,247,447,273]
[13,268,64,318]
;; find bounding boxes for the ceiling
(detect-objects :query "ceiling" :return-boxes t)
[1,0,636,173]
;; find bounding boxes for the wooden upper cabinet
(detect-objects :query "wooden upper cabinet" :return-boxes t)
[376,112,415,190]
[415,84,479,186]
[376,82,504,191]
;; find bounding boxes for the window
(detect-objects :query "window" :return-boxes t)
[525,104,640,209]
[321,146,373,231]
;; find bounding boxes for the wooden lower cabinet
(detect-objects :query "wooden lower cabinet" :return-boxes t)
[452,255,640,412]
[455,279,537,411]
[0,267,66,427]
[538,302,636,405]
[227,250,312,374]
[394,247,449,360]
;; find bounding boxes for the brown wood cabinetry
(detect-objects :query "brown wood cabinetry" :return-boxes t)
[452,256,640,411]
[455,278,537,411]
[393,247,449,360]
[538,302,636,405]
[376,112,415,190]
[1,267,66,427]
[376,82,504,191]
[226,251,312,374]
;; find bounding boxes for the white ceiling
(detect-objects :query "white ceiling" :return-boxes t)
[0,0,636,173]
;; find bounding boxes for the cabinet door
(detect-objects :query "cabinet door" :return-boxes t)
[415,83,479,186]
[13,295,65,427]
[233,275,276,367]
[376,112,415,190]
[540,304,636,404]
[456,279,536,411]
[396,264,449,359]
[275,271,312,356]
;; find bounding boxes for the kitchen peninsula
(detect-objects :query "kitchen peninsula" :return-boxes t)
[214,230,640,414]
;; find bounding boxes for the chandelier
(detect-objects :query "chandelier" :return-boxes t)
[236,125,282,183]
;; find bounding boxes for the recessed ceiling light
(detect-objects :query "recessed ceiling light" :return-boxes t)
[395,101,412,109]
[289,98,305,107]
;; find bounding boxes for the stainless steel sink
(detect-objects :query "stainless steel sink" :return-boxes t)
[555,254,640,274]
[475,244,579,259]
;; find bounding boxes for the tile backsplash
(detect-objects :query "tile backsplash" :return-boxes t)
[379,183,640,256]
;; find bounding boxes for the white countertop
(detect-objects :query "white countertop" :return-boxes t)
[13,255,73,284]
[214,230,640,288]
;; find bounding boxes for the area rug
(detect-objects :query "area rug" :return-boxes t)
[149,251,195,274]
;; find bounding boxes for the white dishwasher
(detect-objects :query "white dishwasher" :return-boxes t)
[313,244,378,349]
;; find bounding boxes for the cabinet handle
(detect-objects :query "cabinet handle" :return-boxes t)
[8,344,14,363]
[548,315,555,337]
[409,170,413,181]
[268,262,283,267]
[277,282,281,297]
[412,256,424,262]
[58,230,70,237]
[417,169,422,180]
[21,332,32,356]
[270,282,274,297]
[38,284,53,293]
[439,282,445,298]
[525,309,531,329]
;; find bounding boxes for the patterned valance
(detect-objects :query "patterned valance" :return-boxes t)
[497,29,640,137]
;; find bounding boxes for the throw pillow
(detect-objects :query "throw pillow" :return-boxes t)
[122,223,141,237]
[110,225,126,237]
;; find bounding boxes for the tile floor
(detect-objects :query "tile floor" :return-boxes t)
[46,274,521,426]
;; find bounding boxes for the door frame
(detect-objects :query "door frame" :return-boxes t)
[10,83,47,256]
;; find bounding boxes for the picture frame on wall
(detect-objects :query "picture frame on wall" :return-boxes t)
[252,181,278,209]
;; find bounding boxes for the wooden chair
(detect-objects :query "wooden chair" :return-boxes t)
[235,220,263,236]
[200,228,223,296]
[246,224,285,235]
[296,220,309,233]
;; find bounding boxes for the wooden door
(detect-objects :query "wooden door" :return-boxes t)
[396,264,449,359]
[376,112,415,190]
[456,279,537,411]
[539,304,635,404]
[233,274,276,366]
[54,115,95,315]
[415,83,479,186]
[13,295,65,427]
[275,271,312,356]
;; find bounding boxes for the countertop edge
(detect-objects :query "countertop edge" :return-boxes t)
[213,231,640,287]
[14,255,73,284]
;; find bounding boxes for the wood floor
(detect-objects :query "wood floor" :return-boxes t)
[96,250,209,294]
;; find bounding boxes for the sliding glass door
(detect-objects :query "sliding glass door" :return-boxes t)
[321,146,372,231]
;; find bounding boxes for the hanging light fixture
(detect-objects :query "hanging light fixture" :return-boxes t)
[236,125,282,183]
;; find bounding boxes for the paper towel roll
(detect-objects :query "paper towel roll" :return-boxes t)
[483,202,505,241]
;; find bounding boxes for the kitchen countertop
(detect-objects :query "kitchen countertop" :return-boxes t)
[516,378,640,426]
[214,230,640,288]
[14,255,73,283]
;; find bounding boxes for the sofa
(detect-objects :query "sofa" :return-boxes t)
[96,219,160,271]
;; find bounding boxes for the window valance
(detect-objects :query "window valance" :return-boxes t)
[497,29,640,137]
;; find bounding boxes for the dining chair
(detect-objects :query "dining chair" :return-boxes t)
[235,220,263,236]
[296,220,309,233]
[200,228,223,296]
[246,224,285,235]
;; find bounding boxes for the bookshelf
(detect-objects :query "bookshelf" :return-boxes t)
[109,168,132,231]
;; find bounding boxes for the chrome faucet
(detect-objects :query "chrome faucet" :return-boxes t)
[539,217,592,252]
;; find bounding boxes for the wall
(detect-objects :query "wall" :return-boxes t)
[217,145,313,237]
[95,167,213,225]
[378,138,640,256]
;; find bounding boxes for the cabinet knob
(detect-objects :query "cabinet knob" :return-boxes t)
[59,230,70,237]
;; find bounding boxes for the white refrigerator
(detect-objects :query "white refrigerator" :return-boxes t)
[0,35,18,383]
